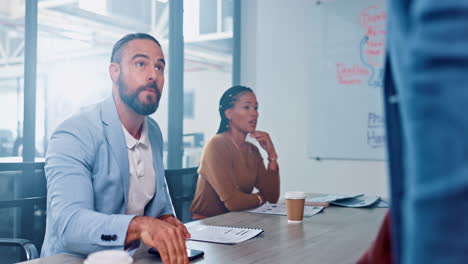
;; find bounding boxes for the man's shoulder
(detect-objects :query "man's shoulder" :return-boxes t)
[55,100,106,135]
[146,116,161,132]
[146,116,163,140]
[46,100,109,162]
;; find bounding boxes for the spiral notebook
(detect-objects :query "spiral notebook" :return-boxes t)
[186,224,264,245]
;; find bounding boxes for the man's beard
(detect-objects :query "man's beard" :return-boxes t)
[118,76,161,116]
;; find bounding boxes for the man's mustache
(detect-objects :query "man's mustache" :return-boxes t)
[137,82,161,98]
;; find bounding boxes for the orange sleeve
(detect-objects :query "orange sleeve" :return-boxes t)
[254,147,280,203]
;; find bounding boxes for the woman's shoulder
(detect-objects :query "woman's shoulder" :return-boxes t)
[204,134,232,151]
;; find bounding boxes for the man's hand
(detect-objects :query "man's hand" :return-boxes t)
[160,215,191,239]
[126,216,189,264]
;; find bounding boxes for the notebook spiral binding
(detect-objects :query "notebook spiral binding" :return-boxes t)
[207,225,263,231]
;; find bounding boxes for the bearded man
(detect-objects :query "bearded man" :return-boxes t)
[41,33,189,264]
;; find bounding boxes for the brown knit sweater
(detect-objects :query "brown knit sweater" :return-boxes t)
[190,133,280,218]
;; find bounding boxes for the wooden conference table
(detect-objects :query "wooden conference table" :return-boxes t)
[20,205,386,264]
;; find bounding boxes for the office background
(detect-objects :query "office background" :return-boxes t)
[0,0,389,198]
[0,0,389,193]
[240,0,387,197]
[0,0,388,260]
[0,0,236,167]
[1,0,237,259]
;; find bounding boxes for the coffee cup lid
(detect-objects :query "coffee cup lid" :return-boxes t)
[84,250,133,264]
[285,191,306,199]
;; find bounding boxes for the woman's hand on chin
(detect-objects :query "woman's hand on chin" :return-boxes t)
[249,131,277,159]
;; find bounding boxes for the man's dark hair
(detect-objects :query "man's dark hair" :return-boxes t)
[110,33,161,63]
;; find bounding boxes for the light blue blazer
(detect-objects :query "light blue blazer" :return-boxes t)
[41,96,174,257]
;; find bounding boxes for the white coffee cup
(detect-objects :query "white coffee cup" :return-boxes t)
[84,250,133,264]
[285,191,306,223]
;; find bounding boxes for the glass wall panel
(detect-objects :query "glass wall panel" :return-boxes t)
[183,0,233,167]
[0,1,25,161]
[36,0,170,163]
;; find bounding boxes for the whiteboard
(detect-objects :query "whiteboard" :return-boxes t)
[307,0,387,160]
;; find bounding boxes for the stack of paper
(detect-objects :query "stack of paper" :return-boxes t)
[187,224,263,244]
[307,194,388,208]
[307,194,363,204]
[247,202,324,217]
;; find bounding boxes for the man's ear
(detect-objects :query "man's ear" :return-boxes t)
[109,62,120,83]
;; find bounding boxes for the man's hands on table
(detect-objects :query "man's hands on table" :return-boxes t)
[126,215,191,264]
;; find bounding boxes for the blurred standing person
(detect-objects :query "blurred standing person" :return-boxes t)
[384,1,468,263]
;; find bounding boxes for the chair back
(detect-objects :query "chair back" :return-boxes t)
[164,167,199,223]
[0,162,46,262]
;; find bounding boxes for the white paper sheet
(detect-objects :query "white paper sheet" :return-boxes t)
[187,224,264,244]
[247,202,324,218]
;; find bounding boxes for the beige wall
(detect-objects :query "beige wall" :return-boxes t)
[240,0,389,197]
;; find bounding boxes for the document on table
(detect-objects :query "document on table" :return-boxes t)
[247,202,325,217]
[187,224,264,245]
[372,199,390,208]
[307,194,386,208]
[306,194,364,203]
[330,195,381,207]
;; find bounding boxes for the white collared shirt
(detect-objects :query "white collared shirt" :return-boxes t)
[121,119,156,216]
